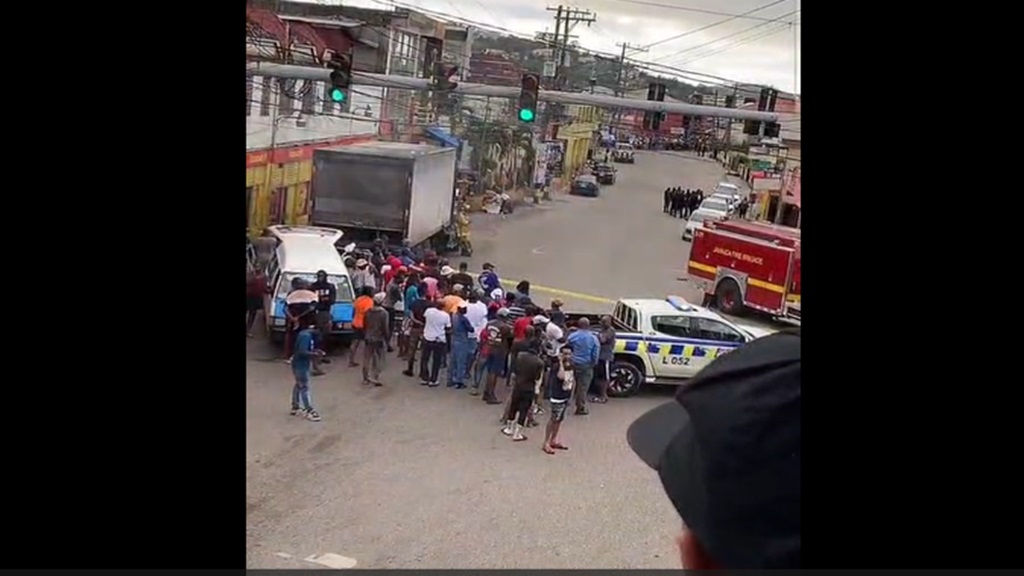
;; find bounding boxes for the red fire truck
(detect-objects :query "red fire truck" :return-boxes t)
[687,219,801,321]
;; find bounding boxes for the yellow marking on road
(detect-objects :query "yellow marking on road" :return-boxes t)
[468,272,615,304]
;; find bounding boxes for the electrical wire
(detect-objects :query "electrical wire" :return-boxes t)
[371,0,769,92]
[604,0,803,23]
[671,22,797,69]
[652,9,799,65]
[641,0,788,54]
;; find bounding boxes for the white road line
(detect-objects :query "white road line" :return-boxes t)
[305,553,358,569]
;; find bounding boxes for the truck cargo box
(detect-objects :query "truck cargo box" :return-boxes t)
[311,142,456,246]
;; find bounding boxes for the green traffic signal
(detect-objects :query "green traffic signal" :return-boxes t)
[518,108,535,122]
[329,88,347,103]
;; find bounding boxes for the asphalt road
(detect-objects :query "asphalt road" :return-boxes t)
[246,151,766,569]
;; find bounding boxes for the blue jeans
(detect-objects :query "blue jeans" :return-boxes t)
[292,368,313,411]
[448,338,475,383]
[449,338,471,385]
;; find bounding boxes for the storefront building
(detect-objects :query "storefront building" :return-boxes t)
[245,135,377,235]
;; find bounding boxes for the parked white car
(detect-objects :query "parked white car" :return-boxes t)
[682,209,724,241]
[713,181,742,202]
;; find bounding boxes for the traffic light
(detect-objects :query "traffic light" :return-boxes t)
[517,73,540,123]
[327,54,353,103]
[432,63,459,91]
[643,82,667,131]
[763,121,781,138]
[747,86,780,135]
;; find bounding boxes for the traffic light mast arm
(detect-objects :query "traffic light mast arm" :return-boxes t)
[246,62,781,123]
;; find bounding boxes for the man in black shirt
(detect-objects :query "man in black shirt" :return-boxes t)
[449,262,474,292]
[502,347,546,442]
[503,326,542,424]
[543,345,575,454]
[310,270,336,373]
[402,291,430,377]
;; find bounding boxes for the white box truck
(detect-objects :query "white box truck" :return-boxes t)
[310,142,457,249]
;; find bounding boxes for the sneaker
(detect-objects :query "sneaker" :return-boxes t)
[420,380,430,386]
[403,370,414,377]
[289,408,303,416]
[428,381,440,388]
[305,410,322,422]
[373,381,383,387]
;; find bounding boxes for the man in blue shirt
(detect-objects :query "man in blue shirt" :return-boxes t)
[566,317,600,416]
[479,262,501,294]
[290,312,325,422]
[447,303,475,389]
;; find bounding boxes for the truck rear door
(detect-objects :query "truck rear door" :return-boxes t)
[311,151,411,232]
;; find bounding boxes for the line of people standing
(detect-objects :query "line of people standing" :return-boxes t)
[664,187,704,219]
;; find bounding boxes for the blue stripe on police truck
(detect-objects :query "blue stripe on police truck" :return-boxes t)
[613,335,739,360]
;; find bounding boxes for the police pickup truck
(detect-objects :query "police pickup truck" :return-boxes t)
[566,296,772,397]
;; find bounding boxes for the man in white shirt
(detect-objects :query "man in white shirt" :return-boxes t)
[464,289,490,339]
[419,301,451,387]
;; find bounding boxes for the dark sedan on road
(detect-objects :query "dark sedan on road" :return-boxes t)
[570,174,600,197]
[593,164,616,185]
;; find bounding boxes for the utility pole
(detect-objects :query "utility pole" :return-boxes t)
[547,5,596,91]
[613,42,647,135]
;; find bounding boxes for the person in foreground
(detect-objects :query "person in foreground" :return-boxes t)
[290,314,326,422]
[626,329,800,569]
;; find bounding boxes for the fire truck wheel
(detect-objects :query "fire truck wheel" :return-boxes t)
[714,279,744,315]
[608,359,643,398]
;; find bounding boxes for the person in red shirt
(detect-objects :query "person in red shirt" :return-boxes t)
[246,267,268,337]
[513,306,541,341]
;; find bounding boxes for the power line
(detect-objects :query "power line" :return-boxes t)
[373,0,765,91]
[605,0,804,23]
[641,0,788,53]
[672,22,797,69]
[658,10,799,67]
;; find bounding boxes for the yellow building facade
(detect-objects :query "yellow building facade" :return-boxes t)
[245,135,376,236]
[558,105,602,179]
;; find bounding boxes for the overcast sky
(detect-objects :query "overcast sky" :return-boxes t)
[334,0,799,93]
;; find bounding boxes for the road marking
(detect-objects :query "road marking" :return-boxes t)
[468,272,615,304]
[305,553,358,569]
[522,282,615,304]
[531,247,545,255]
[274,552,293,560]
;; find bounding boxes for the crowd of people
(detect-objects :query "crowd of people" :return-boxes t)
[663,187,705,218]
[662,187,753,220]
[258,248,618,455]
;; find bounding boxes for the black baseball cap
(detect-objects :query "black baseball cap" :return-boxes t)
[627,330,800,569]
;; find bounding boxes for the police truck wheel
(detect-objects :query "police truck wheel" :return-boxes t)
[608,360,643,398]
[714,279,744,316]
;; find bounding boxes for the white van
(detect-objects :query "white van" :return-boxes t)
[263,225,356,342]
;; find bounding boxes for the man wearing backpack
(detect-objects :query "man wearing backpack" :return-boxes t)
[471,308,512,404]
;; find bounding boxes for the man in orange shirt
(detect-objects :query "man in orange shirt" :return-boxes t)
[349,286,375,367]
[441,284,467,314]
